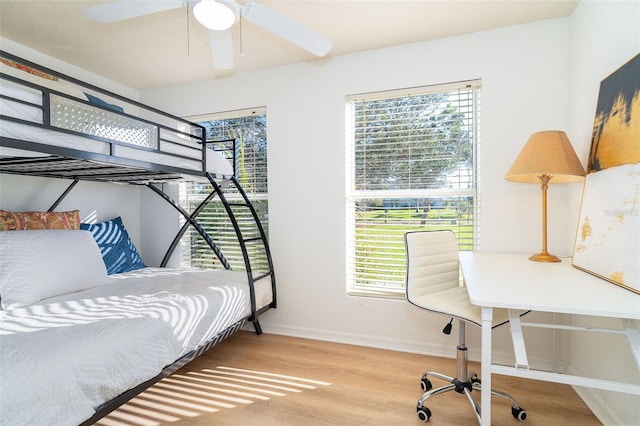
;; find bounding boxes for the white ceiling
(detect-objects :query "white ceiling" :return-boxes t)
[0,0,579,90]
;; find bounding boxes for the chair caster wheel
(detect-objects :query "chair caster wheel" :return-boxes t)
[420,377,433,391]
[512,407,527,421]
[417,405,432,422]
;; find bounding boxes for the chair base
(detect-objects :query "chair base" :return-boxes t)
[415,321,526,424]
[416,370,527,424]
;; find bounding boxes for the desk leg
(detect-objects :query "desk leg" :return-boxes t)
[481,306,493,426]
[622,319,640,369]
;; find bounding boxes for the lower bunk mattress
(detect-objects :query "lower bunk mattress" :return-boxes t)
[0,267,273,425]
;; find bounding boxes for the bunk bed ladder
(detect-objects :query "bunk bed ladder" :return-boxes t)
[207,173,277,336]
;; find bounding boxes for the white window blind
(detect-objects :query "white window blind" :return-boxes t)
[180,108,268,272]
[346,80,480,297]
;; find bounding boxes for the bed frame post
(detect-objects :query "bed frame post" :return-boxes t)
[47,179,79,212]
[253,320,263,335]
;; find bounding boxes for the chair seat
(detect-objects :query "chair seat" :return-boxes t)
[408,285,511,328]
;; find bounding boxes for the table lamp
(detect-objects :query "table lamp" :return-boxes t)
[505,130,586,262]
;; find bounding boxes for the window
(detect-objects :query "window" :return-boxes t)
[346,80,481,297]
[180,108,268,272]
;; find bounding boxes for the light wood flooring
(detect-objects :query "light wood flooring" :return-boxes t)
[97,331,601,426]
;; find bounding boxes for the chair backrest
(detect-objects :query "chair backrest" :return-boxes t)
[405,230,461,303]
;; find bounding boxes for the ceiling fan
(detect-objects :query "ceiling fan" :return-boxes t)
[83,0,333,70]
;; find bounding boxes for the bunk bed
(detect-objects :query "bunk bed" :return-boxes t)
[0,51,276,425]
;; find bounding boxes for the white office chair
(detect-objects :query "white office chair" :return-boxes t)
[405,230,527,424]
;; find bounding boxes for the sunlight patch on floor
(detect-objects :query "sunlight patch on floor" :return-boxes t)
[96,366,332,425]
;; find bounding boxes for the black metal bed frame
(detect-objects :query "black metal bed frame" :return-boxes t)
[0,51,276,424]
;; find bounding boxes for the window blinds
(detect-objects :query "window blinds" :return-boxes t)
[180,108,268,272]
[346,80,480,295]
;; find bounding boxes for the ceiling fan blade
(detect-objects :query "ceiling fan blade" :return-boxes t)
[84,0,185,23]
[209,28,234,70]
[241,1,332,57]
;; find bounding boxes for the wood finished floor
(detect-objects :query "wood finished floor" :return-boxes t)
[96,331,601,426]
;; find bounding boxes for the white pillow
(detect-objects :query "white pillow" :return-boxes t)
[0,230,108,309]
[206,149,234,177]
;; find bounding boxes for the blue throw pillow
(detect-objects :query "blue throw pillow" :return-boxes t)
[84,92,125,113]
[80,216,146,274]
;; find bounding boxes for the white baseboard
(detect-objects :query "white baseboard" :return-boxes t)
[250,323,552,370]
[254,323,455,359]
[567,367,624,426]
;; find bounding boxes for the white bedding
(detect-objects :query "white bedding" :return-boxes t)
[0,76,233,178]
[0,267,273,425]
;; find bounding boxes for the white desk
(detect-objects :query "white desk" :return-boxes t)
[459,252,640,426]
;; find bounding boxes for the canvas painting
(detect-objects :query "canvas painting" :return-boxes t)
[573,53,640,294]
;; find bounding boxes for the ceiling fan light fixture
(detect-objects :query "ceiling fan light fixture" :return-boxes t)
[194,0,239,31]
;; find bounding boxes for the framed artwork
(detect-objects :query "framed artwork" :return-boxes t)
[573,53,640,294]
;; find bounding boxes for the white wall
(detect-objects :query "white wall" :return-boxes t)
[566,1,640,424]
[142,18,574,367]
[139,184,182,268]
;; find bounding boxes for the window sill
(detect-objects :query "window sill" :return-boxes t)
[347,287,406,300]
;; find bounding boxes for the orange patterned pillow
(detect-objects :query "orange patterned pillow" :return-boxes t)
[0,58,58,81]
[0,210,81,231]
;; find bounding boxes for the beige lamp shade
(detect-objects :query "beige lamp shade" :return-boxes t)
[505,130,586,262]
[505,130,586,183]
